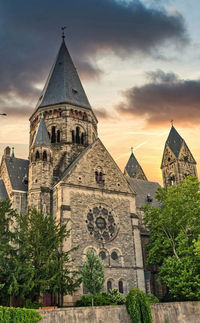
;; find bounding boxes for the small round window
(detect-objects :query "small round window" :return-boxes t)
[111,251,118,260]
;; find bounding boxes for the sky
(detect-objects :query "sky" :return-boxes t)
[0,0,200,184]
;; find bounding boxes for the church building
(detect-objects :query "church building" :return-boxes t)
[0,36,198,305]
[0,38,147,305]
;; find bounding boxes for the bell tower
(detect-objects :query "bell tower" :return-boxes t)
[161,125,197,188]
[29,38,98,182]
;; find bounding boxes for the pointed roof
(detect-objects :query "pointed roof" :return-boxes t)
[124,152,147,180]
[166,126,183,158]
[33,114,50,147]
[35,39,91,111]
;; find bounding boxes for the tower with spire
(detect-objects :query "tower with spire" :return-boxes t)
[29,37,98,182]
[161,125,197,187]
[28,112,53,213]
[124,149,147,180]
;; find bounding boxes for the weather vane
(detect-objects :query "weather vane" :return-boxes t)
[171,119,174,126]
[61,26,67,40]
[131,147,133,153]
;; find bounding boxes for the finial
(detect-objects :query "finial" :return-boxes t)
[61,26,67,41]
[131,147,133,153]
[171,119,174,126]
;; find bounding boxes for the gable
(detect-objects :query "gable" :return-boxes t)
[59,139,134,195]
[178,141,196,164]
[161,143,177,168]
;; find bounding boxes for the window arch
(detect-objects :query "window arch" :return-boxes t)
[118,280,124,294]
[57,130,60,143]
[72,130,75,143]
[107,280,112,292]
[81,133,84,145]
[35,150,40,161]
[76,127,80,144]
[51,126,56,143]
[43,150,47,161]
[95,167,104,184]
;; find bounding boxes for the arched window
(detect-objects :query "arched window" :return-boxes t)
[111,251,118,261]
[72,130,75,143]
[81,133,84,145]
[76,127,80,144]
[57,130,60,143]
[43,150,47,161]
[169,174,175,186]
[107,280,112,292]
[48,132,50,139]
[118,281,123,294]
[99,251,106,260]
[35,150,40,161]
[51,126,56,143]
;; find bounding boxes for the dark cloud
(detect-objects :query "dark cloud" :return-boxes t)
[116,70,200,126]
[93,108,111,119]
[0,0,188,117]
[78,62,103,81]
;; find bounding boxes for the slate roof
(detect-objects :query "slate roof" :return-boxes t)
[35,39,91,112]
[33,114,50,147]
[0,179,9,200]
[127,178,160,208]
[5,157,29,192]
[124,152,147,180]
[166,126,183,158]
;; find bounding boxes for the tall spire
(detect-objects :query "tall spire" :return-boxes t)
[33,113,50,147]
[124,150,147,181]
[166,125,183,158]
[35,39,91,111]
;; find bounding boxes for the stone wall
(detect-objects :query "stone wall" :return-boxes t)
[151,301,200,323]
[38,302,200,323]
[38,305,131,323]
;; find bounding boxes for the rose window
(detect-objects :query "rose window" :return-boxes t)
[86,205,118,242]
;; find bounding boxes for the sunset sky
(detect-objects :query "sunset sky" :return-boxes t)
[0,0,200,184]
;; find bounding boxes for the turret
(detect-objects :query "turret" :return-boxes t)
[28,113,53,213]
[124,149,147,181]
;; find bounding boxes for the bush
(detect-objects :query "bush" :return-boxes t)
[23,299,45,309]
[0,306,42,322]
[146,293,159,303]
[76,289,126,307]
[126,288,152,323]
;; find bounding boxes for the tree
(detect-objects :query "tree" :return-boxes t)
[79,250,105,306]
[143,176,200,301]
[9,208,81,304]
[0,200,17,305]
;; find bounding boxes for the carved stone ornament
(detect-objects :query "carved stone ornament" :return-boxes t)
[86,205,118,242]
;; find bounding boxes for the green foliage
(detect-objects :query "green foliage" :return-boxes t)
[126,288,152,323]
[143,177,200,301]
[79,250,105,305]
[146,293,159,303]
[76,289,126,307]
[7,207,80,304]
[0,306,41,322]
[0,200,17,305]
[23,299,44,309]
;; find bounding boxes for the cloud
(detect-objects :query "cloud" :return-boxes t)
[0,0,188,117]
[93,108,112,119]
[116,69,200,126]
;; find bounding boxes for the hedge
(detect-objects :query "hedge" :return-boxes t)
[0,306,42,322]
[126,288,153,323]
